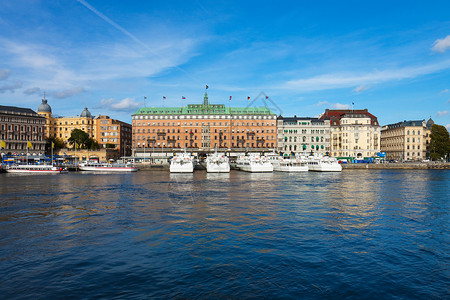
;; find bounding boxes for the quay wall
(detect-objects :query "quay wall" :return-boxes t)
[342,162,449,170]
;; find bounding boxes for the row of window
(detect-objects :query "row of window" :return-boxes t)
[135,122,275,127]
[1,124,43,132]
[0,116,44,124]
[135,142,276,148]
[133,115,277,120]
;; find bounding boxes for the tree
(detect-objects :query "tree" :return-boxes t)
[46,137,65,151]
[68,129,99,150]
[429,124,450,161]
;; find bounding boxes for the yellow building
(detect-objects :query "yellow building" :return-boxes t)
[37,98,132,155]
[381,119,433,161]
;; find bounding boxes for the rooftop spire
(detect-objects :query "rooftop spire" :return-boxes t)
[203,92,209,106]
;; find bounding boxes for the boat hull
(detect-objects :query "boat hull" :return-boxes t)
[238,162,273,172]
[79,166,137,172]
[170,162,194,173]
[206,162,230,173]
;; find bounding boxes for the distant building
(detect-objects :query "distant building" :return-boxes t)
[131,92,277,152]
[37,98,132,156]
[319,109,381,158]
[95,115,132,156]
[381,119,433,161]
[277,116,331,155]
[0,105,46,155]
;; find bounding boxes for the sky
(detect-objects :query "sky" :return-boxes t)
[0,0,449,129]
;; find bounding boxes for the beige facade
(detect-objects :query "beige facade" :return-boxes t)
[37,99,132,156]
[56,148,119,162]
[320,109,381,158]
[277,116,331,155]
[381,119,431,161]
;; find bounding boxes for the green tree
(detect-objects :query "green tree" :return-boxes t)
[68,129,100,150]
[429,124,450,161]
[46,136,65,151]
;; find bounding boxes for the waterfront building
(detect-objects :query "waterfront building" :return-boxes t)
[277,116,331,155]
[37,99,132,156]
[0,105,46,155]
[319,109,381,159]
[381,119,433,161]
[94,115,133,156]
[131,93,277,152]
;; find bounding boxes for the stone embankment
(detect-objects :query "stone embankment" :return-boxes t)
[342,162,449,170]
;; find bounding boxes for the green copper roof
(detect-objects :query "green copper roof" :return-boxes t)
[132,92,276,116]
[133,104,275,116]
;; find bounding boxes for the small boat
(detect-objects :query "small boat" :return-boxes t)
[5,164,68,174]
[206,152,230,173]
[78,162,138,172]
[307,154,342,172]
[170,152,194,173]
[235,153,273,172]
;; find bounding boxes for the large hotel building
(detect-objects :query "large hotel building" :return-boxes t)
[319,109,381,159]
[132,93,277,152]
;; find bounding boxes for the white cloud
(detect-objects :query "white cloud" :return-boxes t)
[446,124,450,131]
[0,81,22,93]
[284,60,450,91]
[432,35,450,53]
[24,87,41,95]
[0,69,11,80]
[437,110,448,117]
[100,97,141,111]
[439,89,449,94]
[53,87,85,99]
[332,103,352,109]
[353,85,370,93]
[315,101,351,109]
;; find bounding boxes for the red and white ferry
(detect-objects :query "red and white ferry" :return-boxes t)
[78,162,138,172]
[5,164,68,174]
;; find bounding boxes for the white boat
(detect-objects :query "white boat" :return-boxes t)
[235,153,273,172]
[206,152,230,173]
[5,164,68,174]
[170,152,194,173]
[273,157,308,172]
[79,162,138,172]
[307,154,342,172]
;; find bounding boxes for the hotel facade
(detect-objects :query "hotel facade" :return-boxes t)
[0,105,46,155]
[132,93,277,152]
[320,109,381,159]
[380,119,433,161]
[277,116,331,155]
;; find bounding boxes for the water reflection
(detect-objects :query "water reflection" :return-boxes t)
[0,170,448,299]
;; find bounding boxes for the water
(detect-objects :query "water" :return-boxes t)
[0,170,448,299]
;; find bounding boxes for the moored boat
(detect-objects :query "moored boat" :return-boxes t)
[78,162,138,172]
[170,152,194,173]
[5,164,68,174]
[273,157,308,172]
[235,153,273,172]
[206,152,230,173]
[307,154,342,172]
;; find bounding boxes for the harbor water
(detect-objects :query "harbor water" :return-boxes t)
[0,170,448,299]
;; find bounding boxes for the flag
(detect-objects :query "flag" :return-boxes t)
[247,96,250,100]
[163,96,166,100]
[52,142,55,149]
[0,140,5,149]
[27,141,32,149]
[352,102,354,105]
[182,96,186,99]
[75,142,79,149]
[144,96,147,99]
[206,85,209,89]
[229,96,232,100]
[265,96,269,99]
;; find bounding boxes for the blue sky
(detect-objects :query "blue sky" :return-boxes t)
[0,0,449,128]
